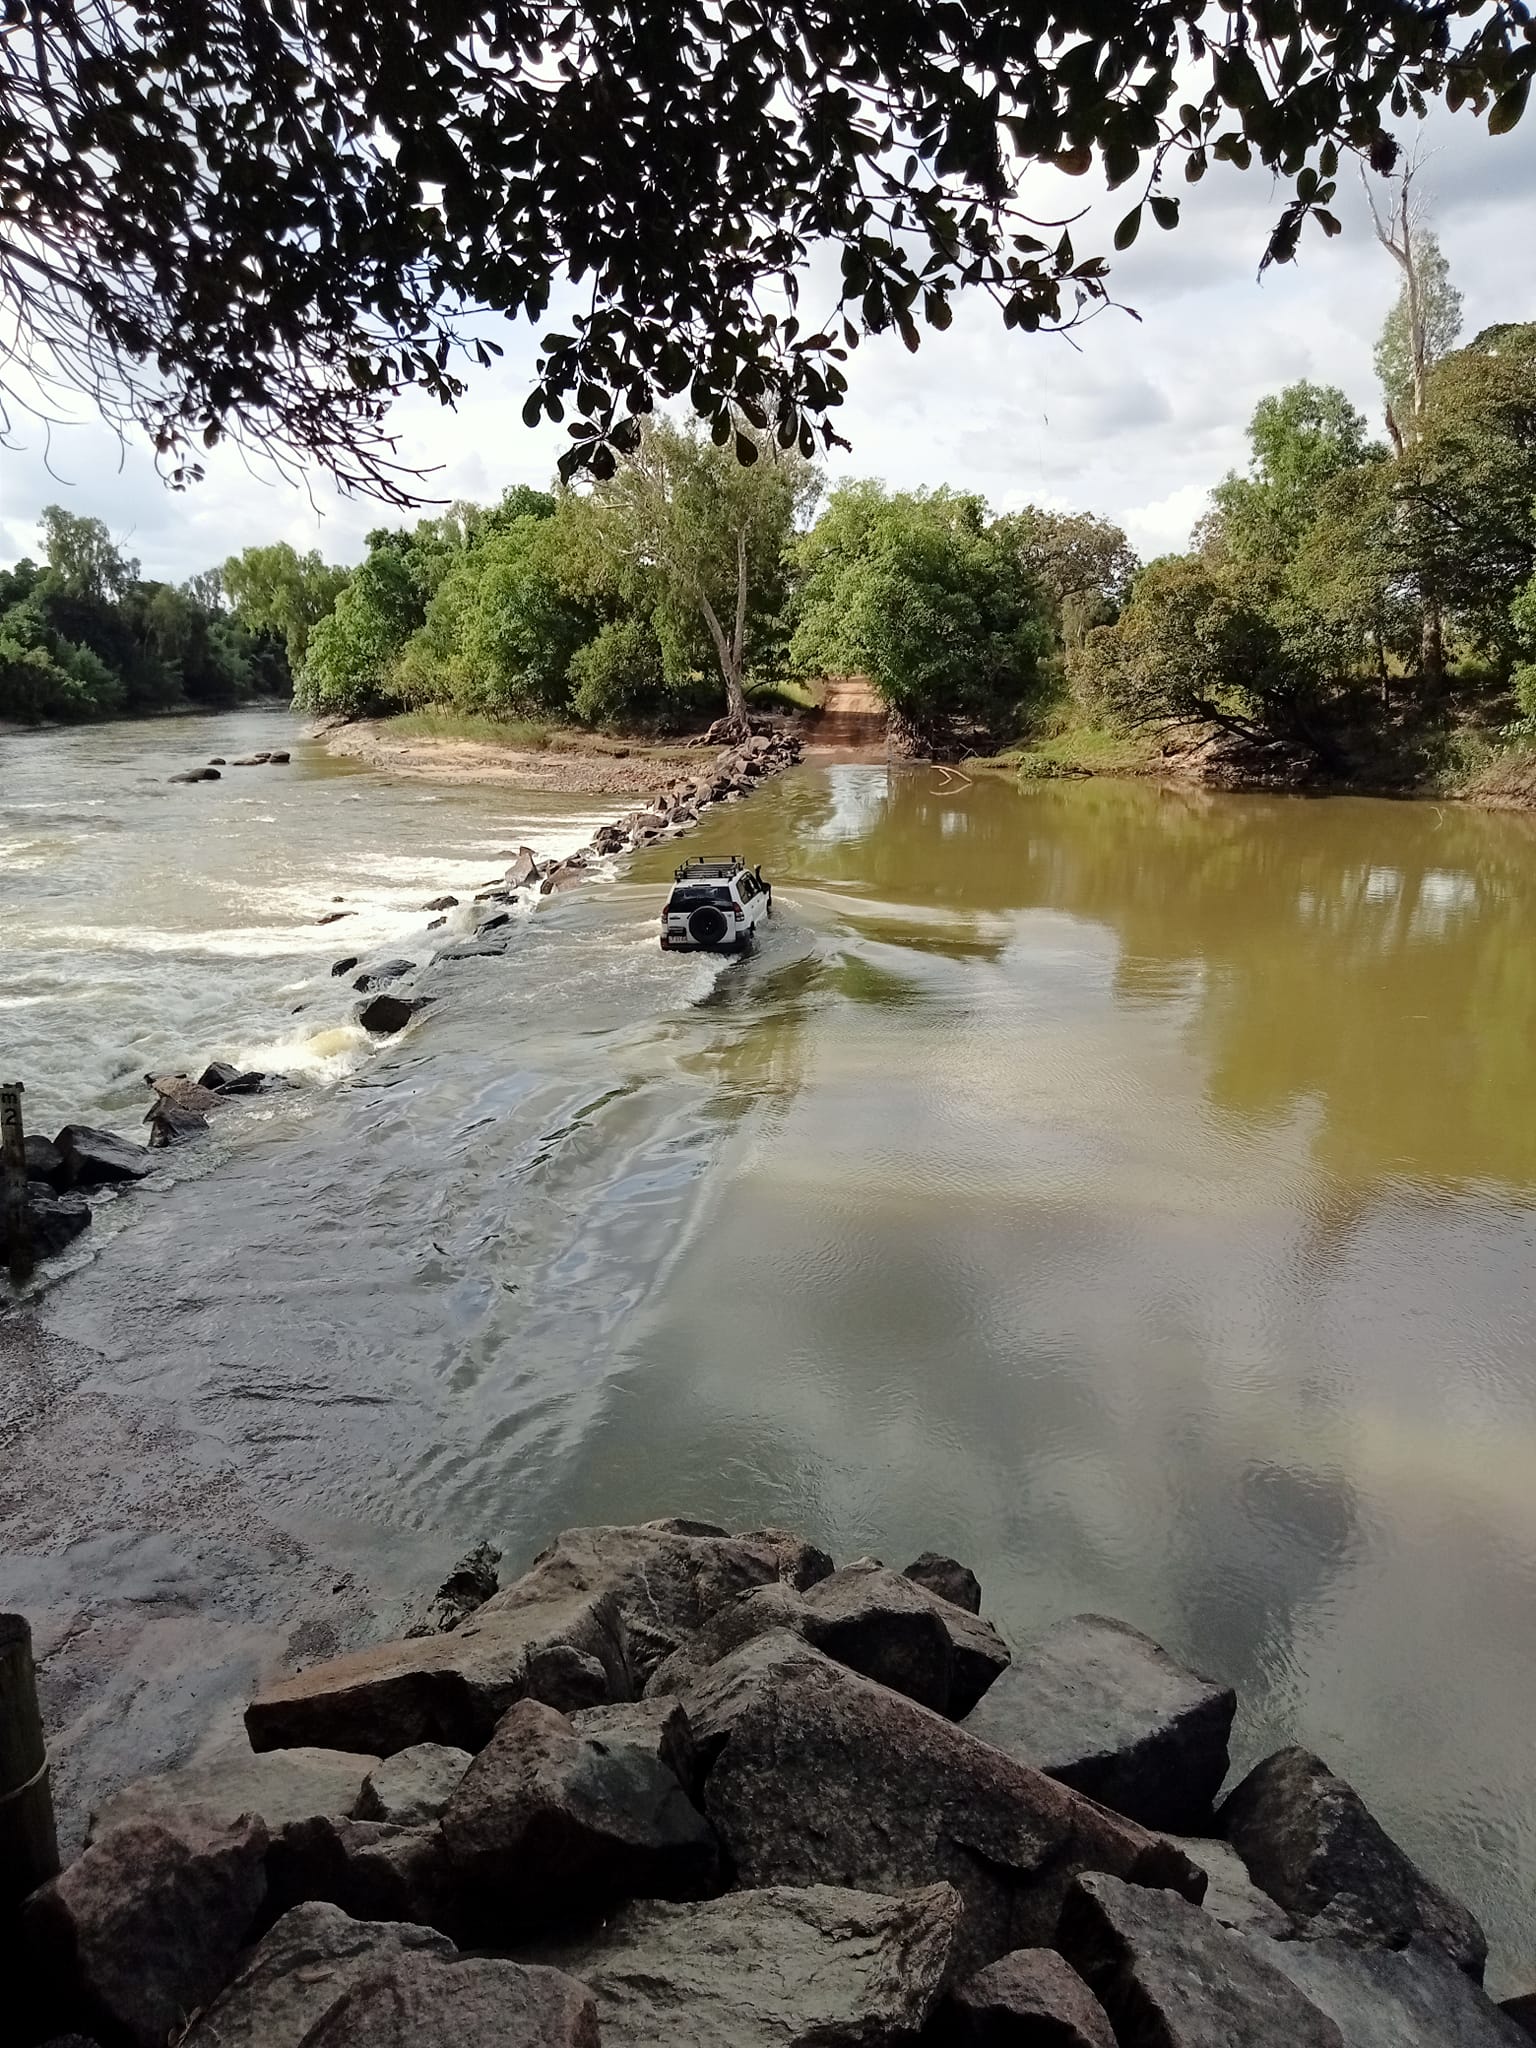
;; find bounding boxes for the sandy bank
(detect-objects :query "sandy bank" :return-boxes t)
[320,720,712,794]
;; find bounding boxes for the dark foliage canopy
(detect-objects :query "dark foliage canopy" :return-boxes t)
[3,0,1531,496]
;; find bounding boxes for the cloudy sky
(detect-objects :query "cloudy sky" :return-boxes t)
[2,100,1533,582]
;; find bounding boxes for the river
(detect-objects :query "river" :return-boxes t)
[3,710,1535,1990]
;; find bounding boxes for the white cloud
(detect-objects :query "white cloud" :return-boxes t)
[3,103,1533,581]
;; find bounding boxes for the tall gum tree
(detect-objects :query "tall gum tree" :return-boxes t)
[581,421,819,734]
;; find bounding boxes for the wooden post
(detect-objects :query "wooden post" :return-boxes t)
[1,1082,32,1287]
[0,1613,59,1912]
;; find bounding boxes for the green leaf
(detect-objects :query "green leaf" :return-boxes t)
[1149,195,1179,231]
[1113,205,1142,251]
[734,430,759,464]
[1490,77,1530,136]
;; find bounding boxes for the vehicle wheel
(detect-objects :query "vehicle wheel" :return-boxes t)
[735,930,756,955]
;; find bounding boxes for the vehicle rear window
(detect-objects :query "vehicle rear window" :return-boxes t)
[669,885,735,907]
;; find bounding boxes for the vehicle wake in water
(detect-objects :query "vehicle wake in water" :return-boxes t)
[4,721,1536,1990]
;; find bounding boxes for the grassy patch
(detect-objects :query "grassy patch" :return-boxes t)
[974,721,1168,778]
[1451,737,1536,805]
[752,677,823,713]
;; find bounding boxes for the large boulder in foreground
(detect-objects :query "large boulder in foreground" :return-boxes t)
[247,1521,828,1756]
[1219,1746,1488,1980]
[946,1946,1116,2047]
[1056,1871,1343,2048]
[527,1882,960,2048]
[441,1697,718,1924]
[961,1613,1235,1833]
[301,1951,599,2048]
[698,1635,1204,1974]
[54,1124,153,1189]
[23,1814,268,2048]
[89,1743,378,1842]
[1260,1934,1530,2048]
[180,1901,453,2048]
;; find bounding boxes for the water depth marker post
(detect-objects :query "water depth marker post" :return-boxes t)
[0,1082,32,1287]
[0,1612,59,1914]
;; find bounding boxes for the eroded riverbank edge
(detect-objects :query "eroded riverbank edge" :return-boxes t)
[12,1518,1533,2044]
[323,711,1536,809]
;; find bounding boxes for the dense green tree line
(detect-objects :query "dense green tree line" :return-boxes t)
[0,509,290,723]
[284,423,1128,744]
[1073,260,1536,778]
[4,439,1132,747]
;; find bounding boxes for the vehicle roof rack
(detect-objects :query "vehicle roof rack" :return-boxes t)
[674,855,744,881]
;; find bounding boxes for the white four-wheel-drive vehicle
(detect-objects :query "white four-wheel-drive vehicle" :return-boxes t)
[660,856,772,953]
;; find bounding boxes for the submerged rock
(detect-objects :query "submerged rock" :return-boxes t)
[315,909,355,925]
[505,847,541,889]
[352,958,415,992]
[23,1813,268,2048]
[526,1881,959,2048]
[331,956,360,977]
[169,766,221,782]
[1056,1871,1342,2047]
[357,994,433,1035]
[146,1073,222,1113]
[1220,1746,1488,1979]
[145,1099,210,1147]
[179,1901,453,2048]
[55,1124,153,1188]
[199,1061,265,1093]
[23,1185,92,1257]
[422,894,460,911]
[961,1613,1236,1834]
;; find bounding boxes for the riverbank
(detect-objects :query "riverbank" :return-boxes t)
[985,714,1536,806]
[13,1516,1533,2045]
[322,715,703,793]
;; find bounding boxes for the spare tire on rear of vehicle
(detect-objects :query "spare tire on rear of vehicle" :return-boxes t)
[687,904,729,948]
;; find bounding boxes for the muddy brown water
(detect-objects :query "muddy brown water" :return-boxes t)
[3,713,1536,1989]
